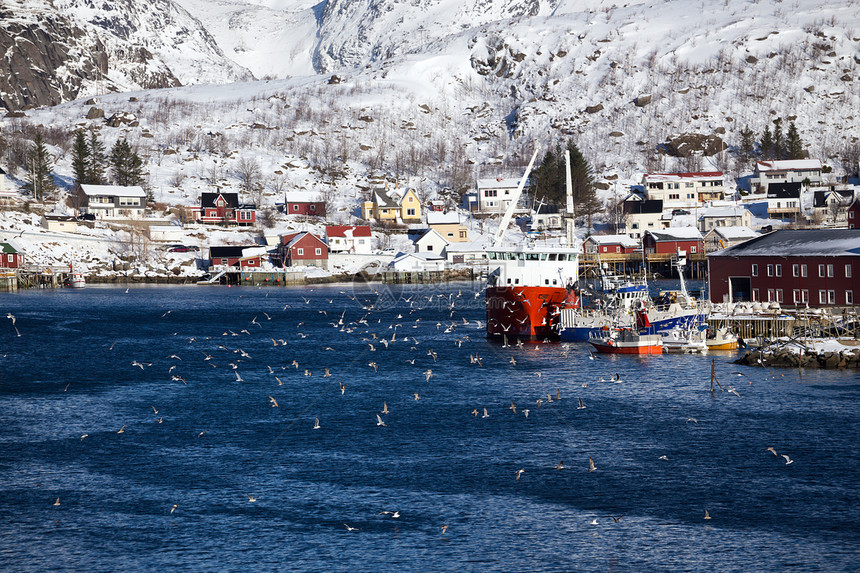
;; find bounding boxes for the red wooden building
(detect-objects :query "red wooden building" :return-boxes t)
[849,198,860,229]
[0,242,24,268]
[279,232,328,269]
[582,234,640,255]
[707,229,859,307]
[642,227,704,255]
[285,192,326,217]
[191,193,256,226]
[209,246,263,268]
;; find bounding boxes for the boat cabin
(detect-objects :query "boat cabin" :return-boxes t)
[486,246,580,289]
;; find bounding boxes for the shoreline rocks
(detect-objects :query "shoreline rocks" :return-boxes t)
[735,347,860,369]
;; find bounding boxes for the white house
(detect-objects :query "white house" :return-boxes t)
[326,225,373,254]
[697,206,752,232]
[475,177,529,214]
[445,241,490,266]
[750,159,823,192]
[643,171,726,207]
[703,226,759,253]
[41,214,78,232]
[390,252,446,272]
[427,211,469,242]
[77,184,147,218]
[409,228,449,256]
[621,199,665,238]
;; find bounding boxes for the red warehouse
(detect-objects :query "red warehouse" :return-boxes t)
[192,193,256,226]
[582,234,640,255]
[707,229,860,307]
[279,232,328,269]
[209,246,264,268]
[284,192,326,217]
[642,227,704,255]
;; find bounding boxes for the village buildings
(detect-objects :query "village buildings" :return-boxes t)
[707,229,859,307]
[474,177,529,214]
[325,225,372,254]
[284,191,326,217]
[191,192,256,226]
[278,232,329,269]
[75,184,147,219]
[427,211,468,242]
[362,188,421,223]
[643,171,726,207]
[750,159,823,192]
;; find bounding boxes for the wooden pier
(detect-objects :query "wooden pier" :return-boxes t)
[1,266,77,290]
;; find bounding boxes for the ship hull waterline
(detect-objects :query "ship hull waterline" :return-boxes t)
[486,286,569,340]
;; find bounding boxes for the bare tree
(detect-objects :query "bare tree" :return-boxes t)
[236,156,263,205]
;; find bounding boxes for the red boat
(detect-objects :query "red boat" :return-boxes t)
[588,327,664,354]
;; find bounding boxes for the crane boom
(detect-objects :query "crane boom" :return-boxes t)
[493,147,541,247]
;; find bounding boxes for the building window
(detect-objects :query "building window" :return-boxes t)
[776,289,783,303]
[819,290,827,304]
[801,264,807,277]
[793,264,799,277]
[827,264,834,277]
[846,264,852,278]
[793,289,800,303]
[690,246,697,253]
[828,290,835,304]
[801,289,809,303]
[407,209,416,216]
[775,264,782,277]
[847,291,854,305]
[297,248,304,255]
[819,264,825,277]
[767,264,773,277]
[315,248,322,255]
[293,205,299,211]
[752,288,759,301]
[616,246,621,253]
[426,245,433,251]
[751,264,758,277]
[310,204,316,211]
[767,289,775,302]
[484,190,497,197]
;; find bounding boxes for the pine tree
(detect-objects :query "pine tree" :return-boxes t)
[772,118,784,160]
[110,139,144,187]
[531,139,598,226]
[24,132,56,201]
[86,131,106,184]
[760,125,774,159]
[785,122,804,159]
[71,130,89,185]
[739,126,755,157]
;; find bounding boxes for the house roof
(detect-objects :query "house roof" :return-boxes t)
[1,241,21,254]
[43,214,77,222]
[282,231,326,250]
[584,234,639,247]
[699,206,749,219]
[756,159,822,172]
[766,182,801,199]
[408,228,447,244]
[706,226,759,241]
[201,192,239,208]
[534,204,560,214]
[326,225,371,238]
[644,171,724,182]
[285,191,323,203]
[623,199,663,214]
[646,227,703,241]
[426,211,461,225]
[79,184,146,197]
[709,229,860,257]
[373,188,401,209]
[476,177,526,190]
[812,189,854,208]
[210,245,257,259]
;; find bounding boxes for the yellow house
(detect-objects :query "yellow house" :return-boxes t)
[362,188,421,223]
[427,211,468,242]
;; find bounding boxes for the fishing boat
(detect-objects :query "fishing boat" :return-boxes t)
[558,255,707,341]
[485,148,580,340]
[68,263,85,288]
[705,326,739,350]
[660,326,707,353]
[588,327,663,354]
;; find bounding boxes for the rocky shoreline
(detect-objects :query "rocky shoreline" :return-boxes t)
[735,345,860,369]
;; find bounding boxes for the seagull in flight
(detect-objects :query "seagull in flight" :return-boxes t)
[343,524,359,532]
[588,457,596,473]
[313,417,321,430]
[704,509,712,520]
[577,397,586,410]
[515,468,525,481]
[246,494,257,502]
[766,447,778,456]
[781,454,794,465]
[376,414,386,427]
[268,396,279,407]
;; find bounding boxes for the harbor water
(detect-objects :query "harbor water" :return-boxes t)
[1,283,858,571]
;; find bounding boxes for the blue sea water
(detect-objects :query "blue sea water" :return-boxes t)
[1,283,858,572]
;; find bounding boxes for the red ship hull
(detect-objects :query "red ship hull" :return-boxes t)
[485,286,568,340]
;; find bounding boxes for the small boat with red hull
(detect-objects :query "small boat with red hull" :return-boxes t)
[588,327,663,354]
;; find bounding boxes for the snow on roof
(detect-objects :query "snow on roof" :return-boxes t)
[326,225,371,238]
[285,191,323,202]
[756,159,822,172]
[709,226,759,240]
[585,234,639,247]
[699,206,749,218]
[711,229,860,257]
[426,211,461,225]
[241,246,268,258]
[476,177,525,189]
[647,226,703,240]
[644,171,723,182]
[79,184,146,197]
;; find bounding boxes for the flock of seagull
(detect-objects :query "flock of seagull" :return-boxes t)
[6,284,799,535]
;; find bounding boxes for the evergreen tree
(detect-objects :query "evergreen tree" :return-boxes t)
[71,129,89,185]
[772,117,784,160]
[760,125,774,159]
[739,126,755,157]
[86,131,106,184]
[785,122,804,159]
[532,140,596,212]
[23,132,56,201]
[110,139,144,187]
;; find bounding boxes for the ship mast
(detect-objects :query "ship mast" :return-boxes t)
[493,147,540,248]
[565,149,576,247]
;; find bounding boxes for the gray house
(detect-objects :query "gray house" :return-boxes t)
[76,184,147,219]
